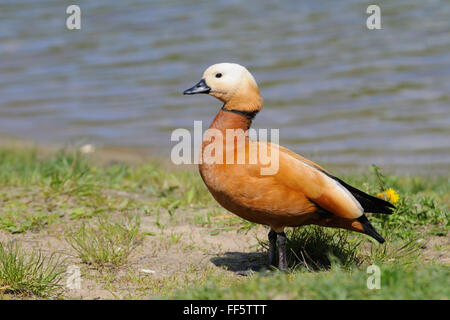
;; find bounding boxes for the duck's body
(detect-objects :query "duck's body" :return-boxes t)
[199,107,389,234]
[184,63,394,270]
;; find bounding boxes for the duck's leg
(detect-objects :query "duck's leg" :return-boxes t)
[267,229,277,266]
[277,232,288,271]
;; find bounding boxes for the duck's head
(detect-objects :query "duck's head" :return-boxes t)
[183,63,263,112]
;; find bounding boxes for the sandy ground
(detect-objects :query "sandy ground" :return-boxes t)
[0,205,270,299]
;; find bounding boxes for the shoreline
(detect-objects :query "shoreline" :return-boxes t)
[0,134,448,176]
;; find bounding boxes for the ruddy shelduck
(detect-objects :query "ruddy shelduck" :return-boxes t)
[184,63,394,270]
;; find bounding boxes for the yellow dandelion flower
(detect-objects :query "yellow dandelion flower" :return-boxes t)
[377,188,399,204]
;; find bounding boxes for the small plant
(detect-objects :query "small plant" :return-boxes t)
[194,209,256,234]
[370,164,387,192]
[169,232,183,244]
[67,215,142,268]
[363,235,421,265]
[0,242,65,297]
[154,209,166,230]
[159,198,181,217]
[0,210,60,234]
[282,226,362,270]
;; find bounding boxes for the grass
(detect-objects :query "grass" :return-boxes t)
[285,226,363,270]
[172,263,449,299]
[282,226,419,271]
[0,146,448,299]
[0,148,215,232]
[0,241,65,297]
[66,215,143,268]
[341,165,449,239]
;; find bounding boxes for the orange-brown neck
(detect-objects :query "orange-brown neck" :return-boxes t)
[199,108,254,170]
[208,108,254,132]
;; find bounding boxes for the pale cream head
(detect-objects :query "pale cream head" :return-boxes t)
[184,63,263,112]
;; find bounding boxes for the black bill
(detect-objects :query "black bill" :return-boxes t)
[183,79,211,95]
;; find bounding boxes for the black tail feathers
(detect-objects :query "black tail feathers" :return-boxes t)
[316,169,395,215]
[357,215,385,244]
[333,177,395,215]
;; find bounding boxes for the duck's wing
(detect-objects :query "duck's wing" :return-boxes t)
[253,142,362,220]
[324,175,394,214]
[276,145,329,173]
[276,144,394,215]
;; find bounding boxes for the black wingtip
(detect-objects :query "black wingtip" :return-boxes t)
[318,171,396,215]
[378,198,396,211]
[357,215,385,244]
[377,202,395,215]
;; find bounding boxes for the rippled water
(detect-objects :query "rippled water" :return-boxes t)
[1,0,449,170]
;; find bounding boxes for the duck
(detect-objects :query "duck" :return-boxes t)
[183,63,394,270]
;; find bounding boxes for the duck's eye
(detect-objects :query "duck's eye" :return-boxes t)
[215,73,222,78]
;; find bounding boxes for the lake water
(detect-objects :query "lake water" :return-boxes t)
[1,0,449,171]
